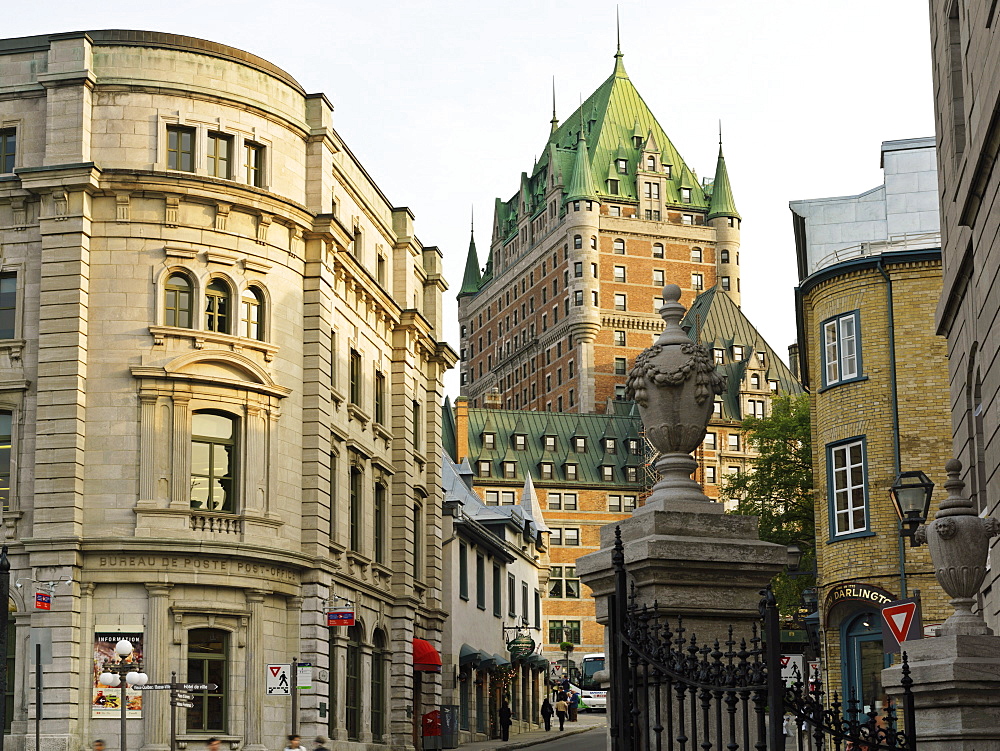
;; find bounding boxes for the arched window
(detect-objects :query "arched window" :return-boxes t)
[646,155,655,170]
[721,249,730,264]
[613,239,625,254]
[205,279,231,334]
[187,628,228,732]
[191,411,237,512]
[652,243,664,259]
[750,373,761,390]
[371,629,388,741]
[241,287,264,340]
[345,625,363,741]
[165,273,193,329]
[573,235,582,249]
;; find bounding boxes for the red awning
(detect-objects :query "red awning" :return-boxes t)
[413,638,442,672]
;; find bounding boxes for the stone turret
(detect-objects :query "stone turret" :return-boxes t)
[707,141,742,305]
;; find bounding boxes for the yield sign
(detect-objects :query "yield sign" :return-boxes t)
[780,656,791,668]
[880,598,923,654]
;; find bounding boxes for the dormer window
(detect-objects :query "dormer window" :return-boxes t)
[633,136,643,148]
[732,345,745,361]
[565,463,578,481]
[477,460,492,477]
[601,465,615,481]
[617,159,628,174]
[628,439,641,455]
[713,349,724,365]
[604,438,616,454]
[680,187,692,203]
[483,432,496,450]
[573,437,587,453]
[514,434,527,450]
[646,155,656,170]
[540,462,554,480]
[607,179,620,195]
[543,435,557,451]
[625,466,638,482]
[664,164,672,179]
[503,461,517,479]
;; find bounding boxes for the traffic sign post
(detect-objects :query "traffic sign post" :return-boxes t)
[162,672,219,751]
[881,597,923,653]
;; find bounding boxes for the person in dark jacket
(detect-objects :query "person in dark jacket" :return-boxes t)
[555,697,568,731]
[540,698,554,731]
[499,701,513,741]
[568,691,580,721]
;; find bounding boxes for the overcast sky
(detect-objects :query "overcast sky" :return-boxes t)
[9,1,936,399]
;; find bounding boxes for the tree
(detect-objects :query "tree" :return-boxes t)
[722,393,815,616]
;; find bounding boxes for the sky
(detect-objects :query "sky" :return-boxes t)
[8,1,936,400]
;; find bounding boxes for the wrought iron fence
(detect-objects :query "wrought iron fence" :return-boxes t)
[608,527,918,750]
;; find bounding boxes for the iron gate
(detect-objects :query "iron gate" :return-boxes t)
[608,528,917,751]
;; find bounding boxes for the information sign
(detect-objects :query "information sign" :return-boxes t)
[327,607,355,627]
[266,664,291,695]
[297,663,312,690]
[34,593,51,610]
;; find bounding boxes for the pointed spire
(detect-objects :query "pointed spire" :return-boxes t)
[550,77,559,134]
[613,9,627,78]
[565,109,599,203]
[458,208,482,298]
[520,472,551,533]
[707,133,741,221]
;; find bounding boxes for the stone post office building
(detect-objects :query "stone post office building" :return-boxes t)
[0,30,455,751]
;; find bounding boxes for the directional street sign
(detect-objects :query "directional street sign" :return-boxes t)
[137,683,218,691]
[171,701,194,709]
[881,597,923,653]
[173,693,191,701]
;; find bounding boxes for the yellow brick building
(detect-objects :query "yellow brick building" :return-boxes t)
[792,138,953,711]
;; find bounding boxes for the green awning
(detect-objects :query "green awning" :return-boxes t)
[459,644,480,667]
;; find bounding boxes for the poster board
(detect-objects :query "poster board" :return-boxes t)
[92,628,144,718]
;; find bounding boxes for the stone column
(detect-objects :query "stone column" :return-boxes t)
[137,394,158,507]
[169,396,191,510]
[243,590,268,751]
[142,584,172,751]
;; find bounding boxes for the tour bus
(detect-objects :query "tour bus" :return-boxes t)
[579,652,607,711]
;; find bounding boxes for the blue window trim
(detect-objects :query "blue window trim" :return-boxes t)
[826,435,872,542]
[819,310,864,390]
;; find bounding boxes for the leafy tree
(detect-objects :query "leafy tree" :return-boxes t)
[722,393,815,616]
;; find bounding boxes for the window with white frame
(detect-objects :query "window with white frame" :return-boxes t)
[614,265,627,283]
[653,243,665,258]
[704,432,717,449]
[748,399,765,419]
[692,273,703,290]
[608,494,636,512]
[614,294,627,311]
[614,330,626,346]
[705,466,717,484]
[691,247,702,262]
[728,434,741,451]
[823,311,860,386]
[548,566,581,598]
[653,269,665,286]
[613,239,626,254]
[830,438,867,536]
[500,491,516,505]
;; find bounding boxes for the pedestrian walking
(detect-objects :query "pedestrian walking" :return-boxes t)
[540,698,554,731]
[313,736,331,751]
[568,691,580,721]
[205,740,220,751]
[555,697,568,731]
[499,701,512,741]
[284,735,302,751]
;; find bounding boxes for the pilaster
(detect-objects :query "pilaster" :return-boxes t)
[142,584,172,751]
[243,589,268,751]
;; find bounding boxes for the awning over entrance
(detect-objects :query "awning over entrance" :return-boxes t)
[477,650,495,669]
[459,643,480,667]
[492,653,510,667]
[413,638,442,672]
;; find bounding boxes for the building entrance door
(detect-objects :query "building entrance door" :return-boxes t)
[844,612,890,714]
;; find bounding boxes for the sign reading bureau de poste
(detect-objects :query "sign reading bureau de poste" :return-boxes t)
[91,554,298,584]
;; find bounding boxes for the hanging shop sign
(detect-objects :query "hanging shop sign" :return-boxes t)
[506,634,536,660]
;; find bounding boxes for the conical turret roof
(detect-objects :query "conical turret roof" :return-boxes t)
[565,128,599,202]
[458,229,481,298]
[708,145,740,221]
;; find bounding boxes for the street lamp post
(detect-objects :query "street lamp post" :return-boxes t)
[890,470,935,597]
[98,639,148,751]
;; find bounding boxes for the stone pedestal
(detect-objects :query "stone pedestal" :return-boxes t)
[577,497,786,642]
[883,635,1000,751]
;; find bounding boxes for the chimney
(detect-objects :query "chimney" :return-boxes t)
[455,396,470,462]
[787,342,800,380]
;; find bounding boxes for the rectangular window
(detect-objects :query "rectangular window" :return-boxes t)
[704,432,717,449]
[601,465,614,481]
[550,528,562,546]
[166,125,195,172]
[705,466,717,484]
[614,357,628,375]
[574,290,584,306]
[729,434,741,451]
[478,461,491,477]
[0,273,16,339]
[574,262,583,278]
[653,269,665,286]
[459,543,469,600]
[349,468,362,551]
[349,350,362,405]
[610,206,621,217]
[614,330,626,347]
[680,187,692,203]
[614,294,627,311]
[500,491,515,505]
[508,574,516,616]
[475,554,486,608]
[721,276,731,291]
[573,437,586,453]
[514,434,527,450]
[374,371,386,425]
[522,582,529,619]
[0,410,10,512]
[540,462,554,480]
[0,129,16,174]
[548,493,562,510]
[823,311,861,386]
[564,528,580,546]
[613,239,626,254]
[244,141,265,187]
[493,564,502,616]
[749,399,765,419]
[830,438,867,536]
[548,566,581,599]
[503,461,516,479]
[565,463,578,480]
[608,494,636,512]
[206,132,232,178]
[614,265,626,283]
[374,483,386,564]
[653,243,665,258]
[186,628,228,732]
[692,273,704,290]
[682,214,694,225]
[483,432,495,449]
[544,435,556,451]
[563,493,578,510]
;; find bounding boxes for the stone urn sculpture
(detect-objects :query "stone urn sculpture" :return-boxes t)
[625,284,726,509]
[916,458,1000,635]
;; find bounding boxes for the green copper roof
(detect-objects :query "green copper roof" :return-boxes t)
[493,51,711,234]
[458,231,482,297]
[565,129,599,202]
[682,286,803,421]
[707,145,740,221]
[441,397,457,458]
